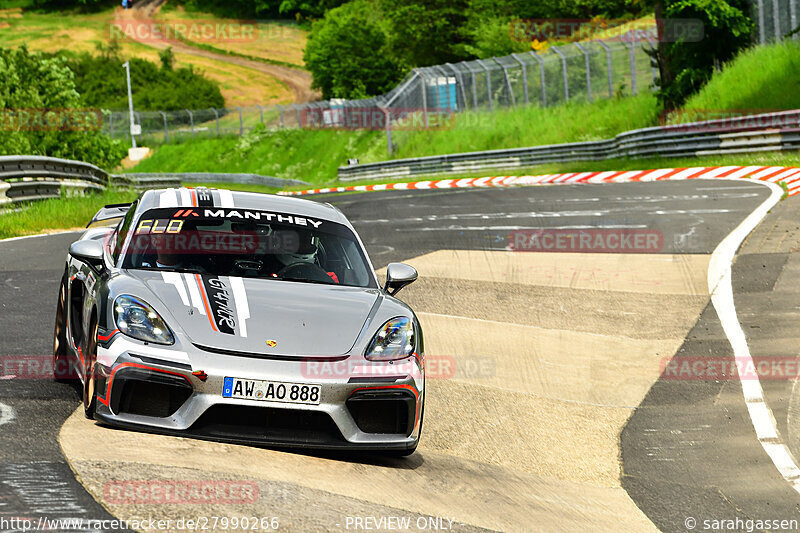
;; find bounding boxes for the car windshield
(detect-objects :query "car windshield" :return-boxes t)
[120,207,375,288]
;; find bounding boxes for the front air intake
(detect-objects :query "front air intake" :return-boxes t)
[346,390,415,436]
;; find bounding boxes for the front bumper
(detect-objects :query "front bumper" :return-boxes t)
[94,333,424,451]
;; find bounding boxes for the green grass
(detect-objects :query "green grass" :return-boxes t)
[387,93,660,160]
[170,31,302,69]
[0,189,139,240]
[0,1,34,9]
[128,127,384,185]
[128,94,661,185]
[681,41,800,115]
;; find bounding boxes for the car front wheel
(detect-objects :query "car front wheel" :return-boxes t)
[83,319,99,419]
[53,279,74,383]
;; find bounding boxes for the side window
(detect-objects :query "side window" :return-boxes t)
[112,201,138,264]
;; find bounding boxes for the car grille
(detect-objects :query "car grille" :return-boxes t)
[190,405,346,445]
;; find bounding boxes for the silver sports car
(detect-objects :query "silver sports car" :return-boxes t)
[53,187,425,455]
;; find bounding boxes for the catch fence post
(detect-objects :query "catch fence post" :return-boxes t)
[511,54,529,105]
[551,46,569,101]
[186,109,194,137]
[476,60,493,111]
[159,111,168,142]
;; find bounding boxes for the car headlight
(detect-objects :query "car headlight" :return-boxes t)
[365,317,415,361]
[113,295,174,345]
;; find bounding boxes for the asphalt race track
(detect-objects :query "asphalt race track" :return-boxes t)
[3,179,800,531]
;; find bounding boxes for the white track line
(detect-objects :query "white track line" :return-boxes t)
[707,178,800,492]
[0,229,83,243]
[0,402,16,426]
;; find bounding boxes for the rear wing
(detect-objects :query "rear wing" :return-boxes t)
[86,203,132,228]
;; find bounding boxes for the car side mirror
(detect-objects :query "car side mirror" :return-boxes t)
[384,263,418,296]
[69,240,105,271]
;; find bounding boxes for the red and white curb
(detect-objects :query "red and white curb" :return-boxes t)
[277,166,800,197]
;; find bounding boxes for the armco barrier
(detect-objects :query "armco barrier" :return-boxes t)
[117,173,309,188]
[281,165,800,198]
[338,110,800,182]
[0,155,108,185]
[0,157,308,206]
[0,155,110,206]
[111,174,183,191]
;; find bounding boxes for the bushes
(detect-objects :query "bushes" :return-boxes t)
[303,1,403,99]
[62,46,224,111]
[0,46,126,168]
[30,0,107,11]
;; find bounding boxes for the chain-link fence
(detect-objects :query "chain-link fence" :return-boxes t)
[104,106,283,145]
[749,0,800,43]
[107,31,657,154]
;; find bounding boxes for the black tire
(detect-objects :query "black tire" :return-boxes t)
[53,279,74,383]
[83,319,99,419]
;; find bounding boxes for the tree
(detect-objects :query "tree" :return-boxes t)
[0,46,125,168]
[380,0,471,67]
[279,0,349,18]
[648,0,753,110]
[303,0,404,99]
[458,16,531,59]
[31,0,108,11]
[63,51,224,111]
[159,47,174,71]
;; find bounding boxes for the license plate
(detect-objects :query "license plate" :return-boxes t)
[222,377,321,405]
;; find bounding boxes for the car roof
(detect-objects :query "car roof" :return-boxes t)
[137,187,348,226]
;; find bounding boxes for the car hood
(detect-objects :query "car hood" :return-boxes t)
[127,270,380,357]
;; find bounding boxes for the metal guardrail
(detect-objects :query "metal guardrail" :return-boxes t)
[0,155,108,184]
[111,174,183,191]
[338,110,800,181]
[118,173,310,188]
[0,156,309,207]
[0,156,111,206]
